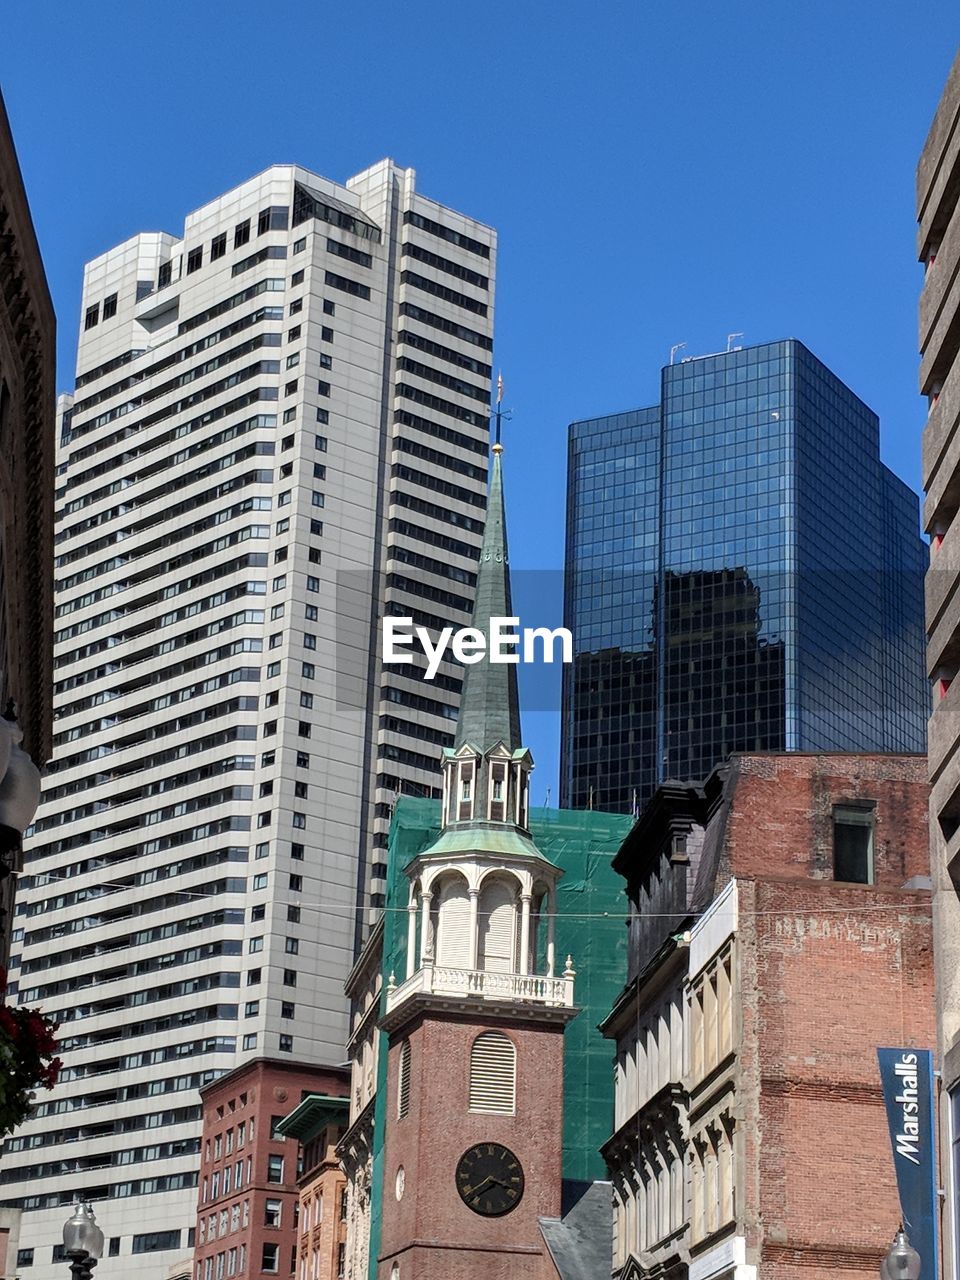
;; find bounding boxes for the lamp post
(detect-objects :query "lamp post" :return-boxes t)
[62,1204,104,1280]
[881,1226,922,1280]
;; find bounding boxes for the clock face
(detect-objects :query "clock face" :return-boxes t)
[455,1143,524,1216]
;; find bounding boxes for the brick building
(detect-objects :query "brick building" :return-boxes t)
[193,1059,348,1280]
[602,753,935,1280]
[275,1094,349,1280]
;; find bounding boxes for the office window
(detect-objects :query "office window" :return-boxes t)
[281,1001,295,1018]
[306,575,320,591]
[316,408,329,425]
[285,937,300,954]
[273,575,287,591]
[286,353,300,370]
[257,812,271,828]
[293,237,306,254]
[282,407,297,424]
[158,260,173,288]
[132,1232,181,1254]
[102,293,118,320]
[833,806,874,884]
[265,1199,282,1228]
[289,873,303,891]
[271,603,285,620]
[321,325,334,342]
[308,547,321,565]
[187,247,203,274]
[211,232,227,260]
[304,633,317,650]
[291,842,305,860]
[276,518,290,534]
[287,906,301,924]
[266,662,280,678]
[296,752,310,769]
[267,1155,284,1183]
[323,299,335,315]
[292,813,306,830]
[258,206,289,234]
[283,969,297,987]
[263,721,277,737]
[253,873,268,890]
[298,723,311,738]
[17,1249,34,1267]
[317,381,330,398]
[108,1239,120,1258]
[242,1033,257,1050]
[300,693,314,711]
[314,435,327,453]
[84,303,99,330]
[249,937,263,953]
[291,269,305,286]
[235,219,251,247]
[279,1034,294,1052]
[245,1001,259,1016]
[247,968,262,985]
[305,604,318,621]
[302,663,315,680]
[284,380,298,396]
[313,462,326,479]
[311,492,324,508]
[262,1243,279,1273]
[289,298,303,315]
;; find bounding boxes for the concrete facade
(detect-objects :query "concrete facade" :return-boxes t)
[1,160,495,1279]
[920,46,960,1280]
[603,754,934,1280]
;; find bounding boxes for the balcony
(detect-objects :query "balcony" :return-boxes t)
[384,962,575,1016]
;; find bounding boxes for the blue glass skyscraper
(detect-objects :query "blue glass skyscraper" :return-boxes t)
[561,339,927,813]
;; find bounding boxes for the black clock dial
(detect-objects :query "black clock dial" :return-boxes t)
[455,1142,525,1216]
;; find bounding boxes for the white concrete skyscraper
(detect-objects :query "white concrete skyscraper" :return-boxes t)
[1,160,495,1278]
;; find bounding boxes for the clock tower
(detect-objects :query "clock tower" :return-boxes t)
[376,442,576,1280]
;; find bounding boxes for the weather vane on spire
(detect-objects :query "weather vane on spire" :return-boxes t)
[492,371,512,453]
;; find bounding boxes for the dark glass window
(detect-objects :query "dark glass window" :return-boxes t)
[102,293,117,320]
[211,233,227,261]
[833,807,874,884]
[234,219,251,248]
[258,206,289,235]
[132,1231,181,1254]
[84,303,99,331]
[158,260,173,289]
[186,247,203,274]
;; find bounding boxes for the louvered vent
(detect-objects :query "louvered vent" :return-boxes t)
[397,1040,411,1119]
[469,1031,516,1114]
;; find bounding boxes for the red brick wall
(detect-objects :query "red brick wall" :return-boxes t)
[725,756,935,1279]
[377,1011,565,1279]
[193,1060,348,1280]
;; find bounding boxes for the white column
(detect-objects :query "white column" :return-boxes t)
[420,891,433,965]
[406,895,418,979]
[468,889,479,970]
[519,893,532,976]
[546,887,556,977]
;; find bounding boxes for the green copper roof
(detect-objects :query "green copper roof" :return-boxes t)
[274,1093,349,1142]
[412,822,542,863]
[454,447,522,755]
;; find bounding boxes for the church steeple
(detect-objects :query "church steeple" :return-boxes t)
[440,441,534,837]
[454,443,522,757]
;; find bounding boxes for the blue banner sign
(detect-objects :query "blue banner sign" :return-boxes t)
[877,1048,939,1280]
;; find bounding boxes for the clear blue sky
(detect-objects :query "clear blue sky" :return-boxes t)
[2,2,956,802]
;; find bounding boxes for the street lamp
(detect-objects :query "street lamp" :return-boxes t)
[62,1204,104,1280]
[881,1226,922,1280]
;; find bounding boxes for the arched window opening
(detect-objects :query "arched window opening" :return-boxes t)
[435,876,471,968]
[468,1030,516,1114]
[478,876,518,973]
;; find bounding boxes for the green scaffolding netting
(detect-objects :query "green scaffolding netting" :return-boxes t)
[366,798,634,1276]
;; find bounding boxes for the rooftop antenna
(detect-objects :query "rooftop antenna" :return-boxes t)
[669,343,686,365]
[727,332,744,353]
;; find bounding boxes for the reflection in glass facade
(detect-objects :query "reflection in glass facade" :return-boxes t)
[561,339,927,813]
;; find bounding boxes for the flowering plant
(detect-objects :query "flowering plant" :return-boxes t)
[0,966,61,1137]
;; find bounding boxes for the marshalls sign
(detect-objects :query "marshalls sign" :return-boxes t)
[877,1048,939,1280]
